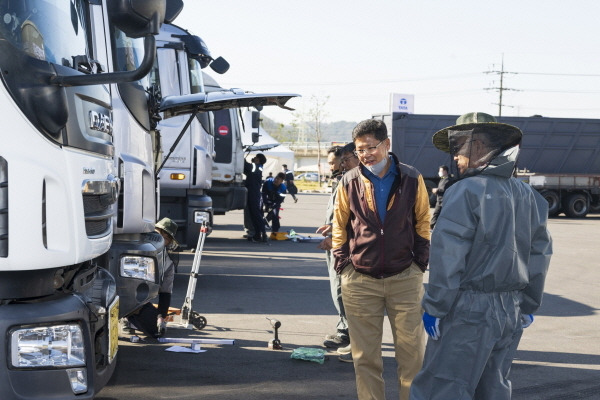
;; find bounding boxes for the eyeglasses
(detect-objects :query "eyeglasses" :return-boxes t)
[353,140,385,157]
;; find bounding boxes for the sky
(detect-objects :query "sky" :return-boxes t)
[175,0,600,125]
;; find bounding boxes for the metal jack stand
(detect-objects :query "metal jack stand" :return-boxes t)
[165,217,209,331]
[266,317,282,350]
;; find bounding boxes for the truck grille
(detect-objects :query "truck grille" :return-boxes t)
[82,194,112,237]
[81,178,118,238]
[0,157,7,257]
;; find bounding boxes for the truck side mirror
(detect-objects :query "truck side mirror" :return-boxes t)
[107,0,165,37]
[210,57,230,74]
[251,111,261,143]
[251,111,261,129]
[164,0,184,23]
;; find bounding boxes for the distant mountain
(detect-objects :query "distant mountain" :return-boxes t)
[261,115,358,144]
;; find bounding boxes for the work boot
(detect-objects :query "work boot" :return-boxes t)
[337,343,351,355]
[323,335,350,349]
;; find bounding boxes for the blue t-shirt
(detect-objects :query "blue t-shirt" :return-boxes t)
[361,156,397,223]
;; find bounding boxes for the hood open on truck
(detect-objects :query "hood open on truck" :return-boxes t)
[159,90,299,119]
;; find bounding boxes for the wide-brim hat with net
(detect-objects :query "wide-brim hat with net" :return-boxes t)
[432,112,522,153]
[156,217,179,247]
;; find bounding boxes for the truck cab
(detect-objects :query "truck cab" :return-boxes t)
[0,0,171,398]
[153,23,299,247]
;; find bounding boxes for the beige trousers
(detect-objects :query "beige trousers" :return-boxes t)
[341,263,426,400]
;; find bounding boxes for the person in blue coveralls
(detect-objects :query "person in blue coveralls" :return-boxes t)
[262,172,287,234]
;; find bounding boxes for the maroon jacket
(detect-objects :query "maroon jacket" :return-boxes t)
[332,153,431,278]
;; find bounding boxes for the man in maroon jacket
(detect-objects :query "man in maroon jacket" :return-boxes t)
[332,119,431,400]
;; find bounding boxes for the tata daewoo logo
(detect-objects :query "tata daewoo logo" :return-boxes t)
[89,110,113,135]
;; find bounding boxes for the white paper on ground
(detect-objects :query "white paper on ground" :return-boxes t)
[165,345,206,353]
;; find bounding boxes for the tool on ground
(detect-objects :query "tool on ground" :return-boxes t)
[164,216,210,331]
[158,337,234,351]
[266,317,282,350]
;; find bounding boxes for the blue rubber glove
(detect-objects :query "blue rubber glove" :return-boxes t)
[422,312,440,340]
[521,314,534,329]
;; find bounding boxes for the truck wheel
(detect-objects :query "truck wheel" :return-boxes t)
[564,193,588,218]
[539,190,560,217]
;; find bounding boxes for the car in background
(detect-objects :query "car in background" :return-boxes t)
[295,172,319,182]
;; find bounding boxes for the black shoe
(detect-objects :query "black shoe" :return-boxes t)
[323,335,350,349]
[249,235,261,243]
[261,233,269,243]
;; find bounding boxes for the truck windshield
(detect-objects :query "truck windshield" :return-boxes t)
[188,58,204,94]
[0,0,88,66]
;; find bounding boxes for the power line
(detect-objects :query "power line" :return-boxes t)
[516,72,600,77]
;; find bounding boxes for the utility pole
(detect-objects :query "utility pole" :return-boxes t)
[485,54,518,117]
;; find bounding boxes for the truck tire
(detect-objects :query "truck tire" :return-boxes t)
[539,190,560,217]
[564,193,588,218]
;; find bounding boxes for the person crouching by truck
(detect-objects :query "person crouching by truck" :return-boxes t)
[262,172,287,235]
[155,217,180,332]
[123,217,180,337]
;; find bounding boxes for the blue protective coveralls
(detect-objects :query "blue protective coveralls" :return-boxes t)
[261,177,286,232]
[410,146,552,400]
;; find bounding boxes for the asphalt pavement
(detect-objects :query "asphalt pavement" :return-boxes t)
[96,193,600,400]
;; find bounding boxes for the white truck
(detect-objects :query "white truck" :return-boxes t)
[0,0,172,398]
[153,23,298,247]
[92,3,179,321]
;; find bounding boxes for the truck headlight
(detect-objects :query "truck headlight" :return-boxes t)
[194,211,210,224]
[11,324,86,368]
[120,256,156,282]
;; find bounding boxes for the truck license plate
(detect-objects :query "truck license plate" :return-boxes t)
[108,297,119,363]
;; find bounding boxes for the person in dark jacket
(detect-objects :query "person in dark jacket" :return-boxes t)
[430,165,453,229]
[315,146,349,350]
[332,119,431,400]
[244,153,267,242]
[282,164,298,203]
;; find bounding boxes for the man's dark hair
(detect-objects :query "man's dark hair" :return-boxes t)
[342,142,355,155]
[255,153,267,165]
[275,172,286,180]
[440,165,449,173]
[327,145,344,157]
[282,164,288,169]
[352,119,388,142]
